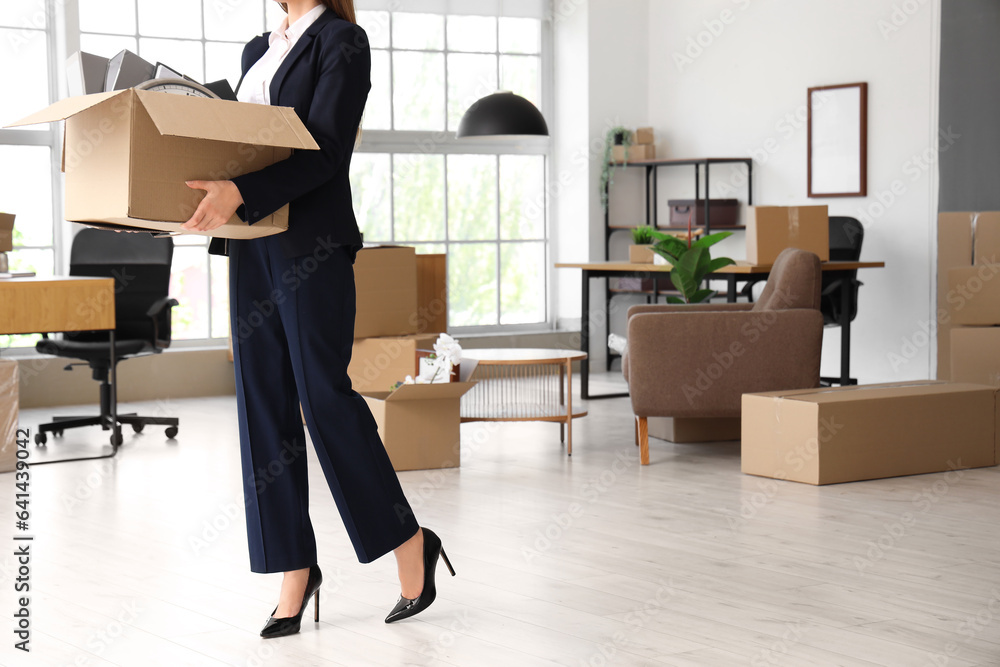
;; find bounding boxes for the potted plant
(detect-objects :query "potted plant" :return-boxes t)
[629,226,656,263]
[649,229,736,303]
[600,126,632,212]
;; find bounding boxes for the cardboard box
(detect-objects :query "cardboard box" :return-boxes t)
[415,253,447,335]
[742,381,999,485]
[951,327,1000,386]
[947,264,1000,325]
[362,382,476,471]
[354,246,419,338]
[937,212,1000,378]
[349,333,438,393]
[634,127,654,145]
[1,359,19,473]
[0,213,13,252]
[5,89,319,238]
[629,244,655,264]
[746,205,830,265]
[648,417,740,443]
[612,144,655,163]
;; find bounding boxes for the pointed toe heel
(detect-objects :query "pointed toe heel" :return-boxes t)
[384,528,455,624]
[260,564,323,639]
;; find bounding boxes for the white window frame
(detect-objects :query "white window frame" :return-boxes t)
[355,1,555,333]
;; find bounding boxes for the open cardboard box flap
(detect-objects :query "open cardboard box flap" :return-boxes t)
[5,89,318,151]
[364,381,476,403]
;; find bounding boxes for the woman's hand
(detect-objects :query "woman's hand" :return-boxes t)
[180,180,244,232]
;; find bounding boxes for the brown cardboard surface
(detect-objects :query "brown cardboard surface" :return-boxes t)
[0,359,18,473]
[612,144,655,162]
[746,205,830,265]
[951,327,1000,387]
[349,333,438,393]
[0,213,14,252]
[354,246,419,338]
[361,381,475,471]
[648,417,740,443]
[947,264,1000,326]
[741,381,998,485]
[628,245,654,264]
[975,212,1000,264]
[415,254,447,335]
[937,212,976,379]
[6,89,317,239]
[634,127,654,145]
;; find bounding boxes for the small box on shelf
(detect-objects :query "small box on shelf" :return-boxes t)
[634,127,654,145]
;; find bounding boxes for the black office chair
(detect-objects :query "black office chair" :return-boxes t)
[821,216,864,324]
[34,228,180,456]
[819,216,864,386]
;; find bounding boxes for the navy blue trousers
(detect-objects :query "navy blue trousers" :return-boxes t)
[229,234,419,573]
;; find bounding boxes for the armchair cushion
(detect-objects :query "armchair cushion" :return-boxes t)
[753,248,822,311]
[626,308,823,418]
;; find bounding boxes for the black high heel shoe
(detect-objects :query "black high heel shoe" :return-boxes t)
[260,564,323,638]
[385,528,455,624]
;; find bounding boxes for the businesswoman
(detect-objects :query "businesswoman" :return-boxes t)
[179,0,454,637]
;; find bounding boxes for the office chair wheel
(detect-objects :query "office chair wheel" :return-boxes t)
[54,430,63,437]
[34,433,47,446]
[165,426,178,439]
[110,431,123,447]
[131,422,145,433]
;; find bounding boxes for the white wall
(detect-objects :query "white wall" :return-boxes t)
[645,0,940,382]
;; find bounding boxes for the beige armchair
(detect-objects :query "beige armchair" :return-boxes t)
[623,248,823,465]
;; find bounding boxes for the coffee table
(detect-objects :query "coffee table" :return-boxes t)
[460,348,588,455]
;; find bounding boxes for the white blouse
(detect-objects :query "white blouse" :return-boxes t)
[237,4,327,105]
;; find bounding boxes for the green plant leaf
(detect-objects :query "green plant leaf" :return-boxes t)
[690,288,716,303]
[691,231,733,249]
[666,295,685,304]
[706,256,736,274]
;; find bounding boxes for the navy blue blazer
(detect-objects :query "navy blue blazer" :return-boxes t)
[208,10,371,259]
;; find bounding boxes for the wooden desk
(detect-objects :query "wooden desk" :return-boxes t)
[1,276,119,462]
[555,260,885,399]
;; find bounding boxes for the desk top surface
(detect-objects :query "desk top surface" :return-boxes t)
[462,348,588,363]
[555,260,885,274]
[0,275,113,284]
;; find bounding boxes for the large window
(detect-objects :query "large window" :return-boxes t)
[1,0,550,350]
[352,6,550,329]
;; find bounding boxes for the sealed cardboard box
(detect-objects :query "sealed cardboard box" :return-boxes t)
[742,381,999,485]
[628,245,654,264]
[951,327,1000,386]
[947,264,1000,326]
[0,213,13,252]
[937,212,1000,378]
[362,382,476,471]
[648,417,740,443]
[349,333,438,393]
[5,89,318,238]
[746,205,829,265]
[415,254,447,335]
[1,359,19,473]
[634,127,654,145]
[612,144,655,163]
[354,246,419,338]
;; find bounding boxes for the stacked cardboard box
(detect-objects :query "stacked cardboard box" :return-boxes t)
[344,247,475,471]
[1,359,18,473]
[746,205,830,265]
[612,127,656,162]
[938,212,1000,385]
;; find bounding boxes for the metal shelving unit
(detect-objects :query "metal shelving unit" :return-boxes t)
[602,157,754,370]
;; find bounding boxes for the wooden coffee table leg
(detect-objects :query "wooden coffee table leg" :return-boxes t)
[566,358,573,456]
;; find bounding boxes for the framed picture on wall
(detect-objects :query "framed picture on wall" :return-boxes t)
[807,82,868,198]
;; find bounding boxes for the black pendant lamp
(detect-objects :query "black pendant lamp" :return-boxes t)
[456,90,549,138]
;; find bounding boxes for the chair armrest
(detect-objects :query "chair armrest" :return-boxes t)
[627,302,754,320]
[146,297,179,349]
[626,309,823,418]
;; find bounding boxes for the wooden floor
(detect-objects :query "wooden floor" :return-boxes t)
[3,374,1000,666]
